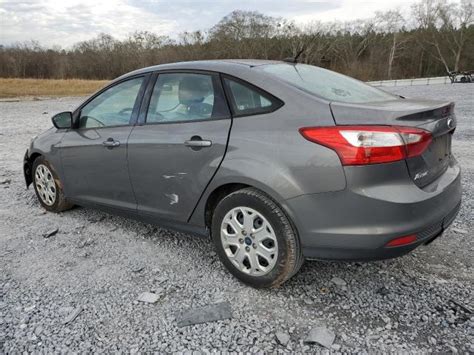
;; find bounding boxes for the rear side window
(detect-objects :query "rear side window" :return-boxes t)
[259,64,396,103]
[146,73,229,124]
[223,78,282,116]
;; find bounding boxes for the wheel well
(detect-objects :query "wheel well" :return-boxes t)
[24,153,42,186]
[204,183,249,229]
[27,152,43,173]
[30,153,42,164]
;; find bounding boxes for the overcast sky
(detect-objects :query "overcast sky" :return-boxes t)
[1,0,419,47]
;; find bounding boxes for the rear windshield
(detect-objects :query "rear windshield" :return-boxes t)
[259,63,396,103]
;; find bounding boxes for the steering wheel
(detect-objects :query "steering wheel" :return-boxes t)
[119,107,133,115]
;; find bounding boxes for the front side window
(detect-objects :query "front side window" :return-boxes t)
[259,63,396,103]
[146,73,229,123]
[79,77,144,128]
[223,78,282,116]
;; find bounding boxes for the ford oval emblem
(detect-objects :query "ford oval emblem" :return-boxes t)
[447,118,454,129]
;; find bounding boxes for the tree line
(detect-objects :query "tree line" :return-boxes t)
[0,0,472,81]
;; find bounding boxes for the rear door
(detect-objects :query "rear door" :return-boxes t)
[127,71,232,222]
[60,75,147,210]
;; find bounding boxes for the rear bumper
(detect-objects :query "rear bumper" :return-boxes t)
[285,157,462,261]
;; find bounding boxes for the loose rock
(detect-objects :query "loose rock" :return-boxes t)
[43,228,59,239]
[62,307,82,324]
[131,263,145,273]
[76,238,94,249]
[275,332,290,346]
[304,326,336,349]
[331,277,347,287]
[177,302,232,327]
[137,292,161,304]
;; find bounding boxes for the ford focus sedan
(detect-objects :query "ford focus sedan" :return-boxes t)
[24,60,462,288]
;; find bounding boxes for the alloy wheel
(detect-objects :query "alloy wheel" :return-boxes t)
[220,206,278,276]
[35,164,57,206]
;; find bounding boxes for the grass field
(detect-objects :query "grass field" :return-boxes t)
[0,78,109,98]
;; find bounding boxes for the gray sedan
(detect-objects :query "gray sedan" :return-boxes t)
[24,60,461,288]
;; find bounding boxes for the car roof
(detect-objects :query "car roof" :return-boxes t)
[117,59,284,80]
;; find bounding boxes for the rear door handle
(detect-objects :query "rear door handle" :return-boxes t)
[103,138,120,148]
[184,138,212,148]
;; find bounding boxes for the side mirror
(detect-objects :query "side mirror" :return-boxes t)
[52,111,73,129]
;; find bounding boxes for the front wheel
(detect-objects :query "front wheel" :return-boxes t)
[211,188,304,288]
[32,156,73,213]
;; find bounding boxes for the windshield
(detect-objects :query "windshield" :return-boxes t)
[259,64,396,103]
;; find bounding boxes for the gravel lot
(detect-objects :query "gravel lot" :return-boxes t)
[1,84,473,353]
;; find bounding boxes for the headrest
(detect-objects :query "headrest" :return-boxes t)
[178,76,211,105]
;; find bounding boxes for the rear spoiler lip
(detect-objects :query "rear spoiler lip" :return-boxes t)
[329,99,455,126]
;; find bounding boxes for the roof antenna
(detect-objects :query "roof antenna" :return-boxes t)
[283,46,305,64]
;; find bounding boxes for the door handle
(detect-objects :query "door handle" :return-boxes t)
[184,138,212,148]
[102,138,120,148]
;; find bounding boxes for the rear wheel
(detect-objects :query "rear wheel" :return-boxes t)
[32,156,73,213]
[211,187,303,288]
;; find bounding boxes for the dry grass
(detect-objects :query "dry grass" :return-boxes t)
[0,78,109,98]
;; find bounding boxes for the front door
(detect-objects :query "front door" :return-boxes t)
[127,72,232,222]
[60,76,146,210]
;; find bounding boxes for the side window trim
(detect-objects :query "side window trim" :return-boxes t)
[221,74,284,118]
[137,72,158,125]
[141,71,231,125]
[72,74,150,129]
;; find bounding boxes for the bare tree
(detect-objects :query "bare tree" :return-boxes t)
[439,0,473,71]
[412,0,473,72]
[375,9,409,79]
[209,10,282,58]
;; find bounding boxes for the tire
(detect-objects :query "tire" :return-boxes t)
[211,187,304,288]
[32,156,74,213]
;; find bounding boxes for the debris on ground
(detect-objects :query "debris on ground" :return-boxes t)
[131,263,145,273]
[331,277,347,287]
[376,286,390,296]
[449,299,472,314]
[62,307,82,324]
[137,292,161,304]
[451,228,468,235]
[275,332,290,346]
[0,179,11,185]
[76,237,94,249]
[177,302,232,328]
[304,326,336,349]
[42,228,59,239]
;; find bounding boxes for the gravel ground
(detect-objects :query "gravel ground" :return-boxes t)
[1,84,473,353]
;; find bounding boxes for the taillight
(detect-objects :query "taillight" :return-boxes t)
[299,126,432,166]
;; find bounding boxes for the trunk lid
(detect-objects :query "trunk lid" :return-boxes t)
[330,99,456,187]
